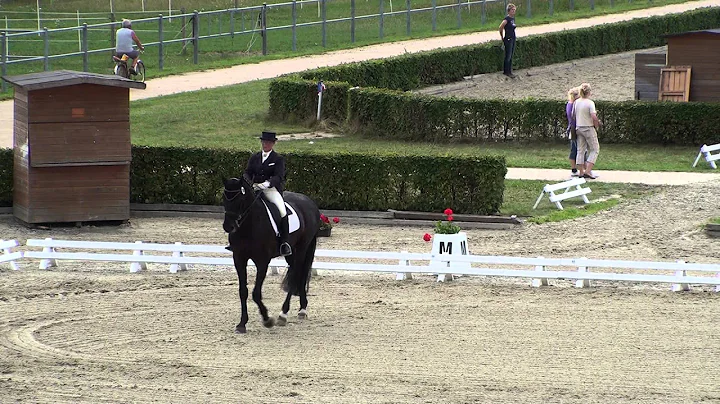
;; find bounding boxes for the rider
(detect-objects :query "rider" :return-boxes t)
[115,19,144,75]
[245,131,292,257]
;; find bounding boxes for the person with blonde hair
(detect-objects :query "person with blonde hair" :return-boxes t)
[573,83,602,179]
[498,3,517,78]
[566,86,582,177]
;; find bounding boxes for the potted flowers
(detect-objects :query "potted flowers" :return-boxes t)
[318,213,339,237]
[423,208,470,282]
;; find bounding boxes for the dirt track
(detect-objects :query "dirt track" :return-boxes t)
[419,47,660,102]
[2,179,720,403]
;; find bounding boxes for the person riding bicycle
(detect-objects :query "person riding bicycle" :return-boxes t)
[115,19,144,75]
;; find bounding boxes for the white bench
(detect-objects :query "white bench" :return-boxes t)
[0,239,22,270]
[692,143,720,169]
[19,238,720,292]
[533,177,591,210]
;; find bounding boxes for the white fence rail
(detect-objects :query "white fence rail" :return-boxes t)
[16,238,720,292]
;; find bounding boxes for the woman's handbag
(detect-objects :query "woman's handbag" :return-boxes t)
[569,104,578,141]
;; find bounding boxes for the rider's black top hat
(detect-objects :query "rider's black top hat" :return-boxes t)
[259,131,278,141]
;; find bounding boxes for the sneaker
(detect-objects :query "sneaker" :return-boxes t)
[570,169,579,177]
[589,171,599,178]
[582,173,597,180]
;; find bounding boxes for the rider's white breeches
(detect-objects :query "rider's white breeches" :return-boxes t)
[262,188,286,217]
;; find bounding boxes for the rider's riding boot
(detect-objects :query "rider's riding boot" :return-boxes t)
[279,215,292,256]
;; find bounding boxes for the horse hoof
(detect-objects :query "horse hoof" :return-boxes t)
[235,325,247,334]
[277,316,287,326]
[263,318,275,328]
[298,310,308,320]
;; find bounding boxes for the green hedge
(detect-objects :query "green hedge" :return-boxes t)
[0,148,506,214]
[131,147,506,214]
[269,7,720,144]
[347,90,720,145]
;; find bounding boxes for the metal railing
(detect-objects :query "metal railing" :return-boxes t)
[1,0,607,91]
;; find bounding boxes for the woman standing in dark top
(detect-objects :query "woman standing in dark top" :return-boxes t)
[498,3,517,78]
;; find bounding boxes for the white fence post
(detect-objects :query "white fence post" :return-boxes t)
[671,260,689,292]
[1,239,20,270]
[129,241,148,273]
[531,256,548,287]
[39,237,57,269]
[169,242,188,273]
[575,259,591,288]
[395,250,413,281]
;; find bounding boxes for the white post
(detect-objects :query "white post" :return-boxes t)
[142,0,146,12]
[169,242,188,273]
[39,238,57,270]
[77,10,81,51]
[671,260,689,292]
[395,250,412,281]
[316,92,323,121]
[110,0,114,14]
[531,257,548,287]
[169,0,172,19]
[575,259,590,288]
[37,0,41,32]
[129,241,148,273]
[1,240,20,270]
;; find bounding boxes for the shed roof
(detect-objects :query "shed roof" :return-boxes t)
[665,28,720,38]
[1,70,146,91]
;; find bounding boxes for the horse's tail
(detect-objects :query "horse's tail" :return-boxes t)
[282,236,317,296]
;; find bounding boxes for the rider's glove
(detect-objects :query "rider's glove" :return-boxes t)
[252,183,265,191]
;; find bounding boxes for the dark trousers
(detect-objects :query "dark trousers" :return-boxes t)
[503,37,516,74]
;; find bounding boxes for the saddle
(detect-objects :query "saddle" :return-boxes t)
[257,194,299,236]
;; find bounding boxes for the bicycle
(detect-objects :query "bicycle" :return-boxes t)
[113,50,146,83]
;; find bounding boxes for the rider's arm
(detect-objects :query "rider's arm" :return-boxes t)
[498,19,507,41]
[131,31,145,51]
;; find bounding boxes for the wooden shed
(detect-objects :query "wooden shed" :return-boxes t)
[665,29,720,102]
[634,47,666,101]
[1,70,145,224]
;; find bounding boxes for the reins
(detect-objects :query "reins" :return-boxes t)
[223,183,264,231]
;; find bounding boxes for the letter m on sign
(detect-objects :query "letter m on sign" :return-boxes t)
[439,242,452,254]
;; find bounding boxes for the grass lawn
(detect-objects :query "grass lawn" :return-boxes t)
[132,79,666,222]
[131,79,706,173]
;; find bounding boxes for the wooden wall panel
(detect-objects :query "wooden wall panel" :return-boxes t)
[24,165,130,223]
[29,121,131,166]
[27,84,129,123]
[667,35,720,102]
[634,53,666,101]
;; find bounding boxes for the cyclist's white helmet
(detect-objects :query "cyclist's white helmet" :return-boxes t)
[122,19,132,28]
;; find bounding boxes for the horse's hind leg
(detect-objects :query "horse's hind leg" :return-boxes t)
[253,263,275,328]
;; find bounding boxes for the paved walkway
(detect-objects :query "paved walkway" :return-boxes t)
[1,0,717,186]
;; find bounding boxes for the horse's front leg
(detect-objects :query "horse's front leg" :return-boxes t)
[233,255,250,334]
[278,292,292,326]
[253,262,275,328]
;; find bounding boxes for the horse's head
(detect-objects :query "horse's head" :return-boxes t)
[222,175,256,233]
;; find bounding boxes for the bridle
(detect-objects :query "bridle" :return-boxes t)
[223,178,263,232]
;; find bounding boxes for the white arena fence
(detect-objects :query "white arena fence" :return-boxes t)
[0,238,714,293]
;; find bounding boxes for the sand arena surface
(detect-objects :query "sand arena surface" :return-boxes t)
[2,180,720,402]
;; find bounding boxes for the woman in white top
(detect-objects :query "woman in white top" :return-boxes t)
[573,83,602,179]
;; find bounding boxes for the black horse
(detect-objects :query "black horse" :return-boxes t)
[222,176,320,334]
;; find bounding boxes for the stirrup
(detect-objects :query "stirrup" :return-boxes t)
[279,242,292,257]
